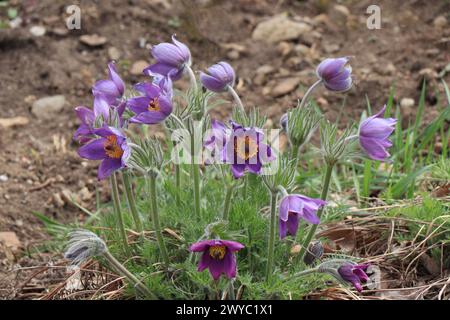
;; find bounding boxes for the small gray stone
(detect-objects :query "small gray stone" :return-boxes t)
[32,95,66,119]
[252,14,312,43]
[270,77,301,97]
[108,47,121,61]
[80,34,108,47]
[29,25,46,37]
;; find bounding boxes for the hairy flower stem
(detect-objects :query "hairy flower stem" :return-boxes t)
[110,174,130,255]
[191,134,201,219]
[297,164,334,263]
[285,267,320,282]
[148,174,170,267]
[121,172,143,235]
[175,164,181,205]
[222,183,235,221]
[103,251,157,299]
[227,86,246,115]
[265,190,278,282]
[298,79,322,109]
[186,65,198,91]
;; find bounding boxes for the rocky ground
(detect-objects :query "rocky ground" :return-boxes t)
[0,0,449,299]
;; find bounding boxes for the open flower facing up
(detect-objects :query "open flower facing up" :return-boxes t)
[200,61,235,92]
[92,62,125,106]
[127,80,173,125]
[279,194,326,239]
[359,105,396,161]
[144,35,191,81]
[223,121,275,179]
[316,57,352,92]
[78,126,130,180]
[190,239,244,280]
[338,263,370,292]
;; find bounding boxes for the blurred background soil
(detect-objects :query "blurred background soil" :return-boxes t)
[0,0,449,298]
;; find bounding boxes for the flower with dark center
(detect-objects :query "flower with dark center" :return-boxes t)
[143,35,191,81]
[337,263,370,292]
[279,194,326,239]
[223,121,275,179]
[92,62,125,106]
[359,105,397,161]
[316,57,352,92]
[190,239,244,280]
[127,80,173,125]
[78,126,130,180]
[200,61,235,92]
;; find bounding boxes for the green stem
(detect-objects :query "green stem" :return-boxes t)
[191,133,201,218]
[175,163,181,206]
[103,251,157,299]
[148,174,170,266]
[265,190,278,282]
[227,86,246,115]
[297,164,334,263]
[298,79,322,109]
[121,172,143,234]
[222,184,235,221]
[186,65,198,91]
[291,143,300,167]
[284,267,320,282]
[110,173,130,255]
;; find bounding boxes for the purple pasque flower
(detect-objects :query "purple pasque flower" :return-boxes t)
[190,239,244,280]
[280,113,288,132]
[338,263,370,292]
[78,126,130,180]
[279,194,326,239]
[200,61,235,92]
[73,95,114,143]
[359,105,396,161]
[316,57,352,92]
[127,80,173,125]
[223,121,275,179]
[204,119,231,164]
[92,62,125,106]
[143,35,191,81]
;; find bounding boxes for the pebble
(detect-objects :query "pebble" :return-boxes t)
[400,97,415,110]
[256,65,275,75]
[227,50,240,60]
[32,95,66,120]
[79,34,108,47]
[270,77,301,97]
[329,4,350,26]
[130,60,148,76]
[0,232,21,252]
[418,68,438,80]
[252,14,312,43]
[433,15,447,28]
[29,25,46,37]
[0,116,29,129]
[0,174,8,182]
[108,47,121,61]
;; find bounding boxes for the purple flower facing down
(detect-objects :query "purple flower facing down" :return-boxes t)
[127,81,173,125]
[78,126,130,180]
[200,61,235,92]
[73,106,95,144]
[190,239,244,280]
[204,119,230,164]
[279,194,326,239]
[316,57,352,92]
[92,62,125,106]
[338,263,370,292]
[359,105,396,161]
[223,121,275,179]
[280,113,288,132]
[144,35,191,81]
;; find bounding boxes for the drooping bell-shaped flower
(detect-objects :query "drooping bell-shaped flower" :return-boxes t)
[190,239,244,280]
[359,105,396,161]
[200,61,235,92]
[223,121,275,179]
[92,62,125,106]
[316,57,352,92]
[279,194,326,239]
[143,35,191,81]
[337,263,370,292]
[78,126,130,180]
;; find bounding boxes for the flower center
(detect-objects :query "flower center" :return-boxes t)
[148,97,160,112]
[234,136,258,160]
[104,135,123,159]
[209,245,226,260]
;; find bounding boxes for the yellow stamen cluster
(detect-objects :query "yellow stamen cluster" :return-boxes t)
[104,135,123,159]
[209,245,226,260]
[148,97,160,112]
[234,136,258,160]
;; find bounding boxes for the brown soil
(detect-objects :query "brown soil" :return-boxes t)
[0,0,449,299]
